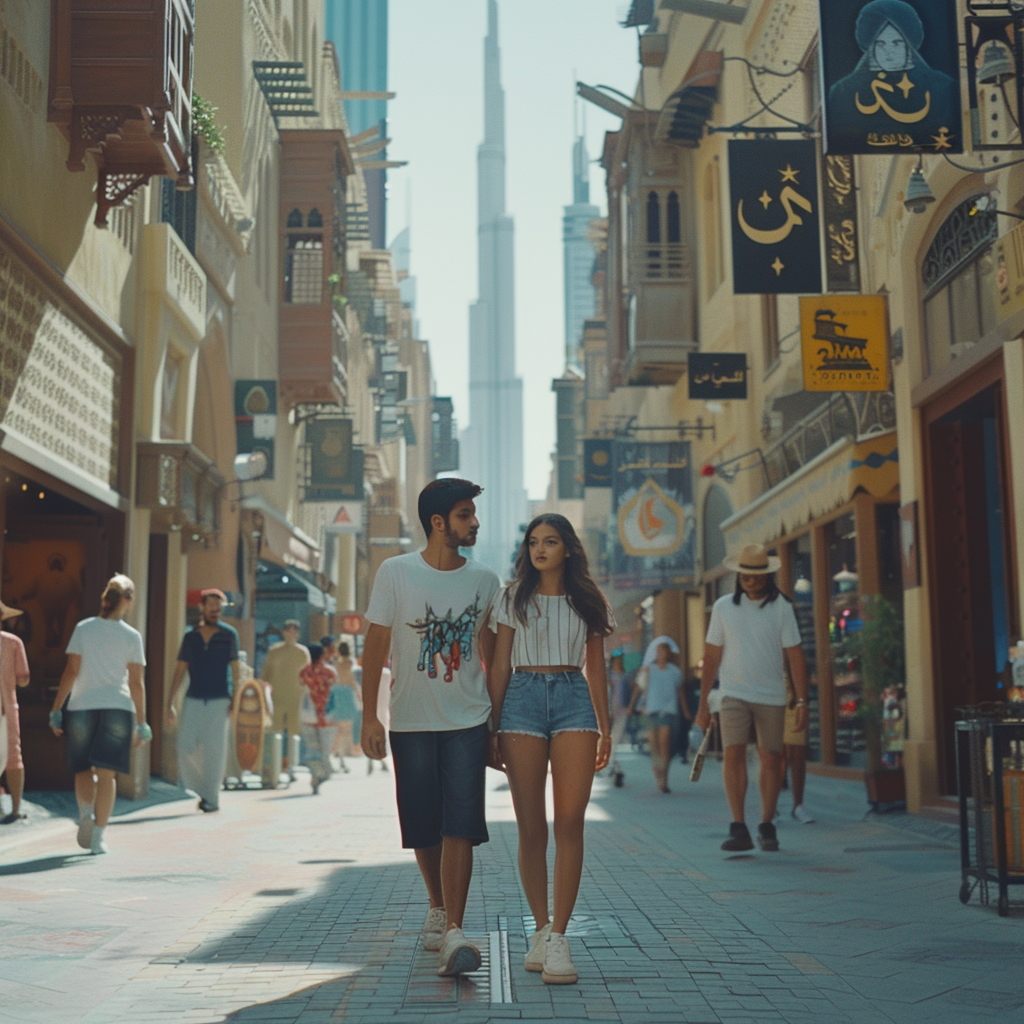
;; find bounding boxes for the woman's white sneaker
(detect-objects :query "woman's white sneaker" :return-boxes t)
[421,906,447,951]
[524,922,551,971]
[437,926,481,976]
[792,804,815,824]
[541,932,577,985]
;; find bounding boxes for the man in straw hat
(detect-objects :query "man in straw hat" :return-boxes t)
[695,545,808,852]
[0,600,30,824]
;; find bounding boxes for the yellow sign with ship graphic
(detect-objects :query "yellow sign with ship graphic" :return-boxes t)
[800,295,889,392]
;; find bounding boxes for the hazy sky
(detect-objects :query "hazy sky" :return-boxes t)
[387,0,640,499]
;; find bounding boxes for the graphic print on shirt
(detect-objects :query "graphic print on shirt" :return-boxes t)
[407,596,482,682]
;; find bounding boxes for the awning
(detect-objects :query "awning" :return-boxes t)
[656,50,723,145]
[243,495,319,574]
[256,560,335,613]
[720,432,899,551]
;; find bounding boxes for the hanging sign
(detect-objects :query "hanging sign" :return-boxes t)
[822,155,861,293]
[235,380,277,480]
[305,419,364,501]
[819,0,963,155]
[800,295,889,392]
[728,139,822,295]
[583,439,613,488]
[610,441,696,589]
[324,501,364,534]
[688,353,747,400]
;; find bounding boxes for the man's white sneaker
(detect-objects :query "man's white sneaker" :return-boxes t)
[421,906,446,951]
[90,826,109,855]
[76,812,94,850]
[524,922,551,972]
[436,926,481,976]
[541,932,577,985]
[792,804,815,824]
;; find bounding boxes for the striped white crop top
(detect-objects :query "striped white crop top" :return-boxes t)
[495,586,598,669]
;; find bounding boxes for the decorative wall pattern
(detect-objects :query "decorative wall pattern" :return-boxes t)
[0,240,121,489]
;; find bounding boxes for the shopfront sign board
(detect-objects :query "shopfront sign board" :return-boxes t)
[235,380,277,479]
[688,353,747,400]
[610,441,696,589]
[800,295,889,392]
[819,0,963,155]
[728,139,822,295]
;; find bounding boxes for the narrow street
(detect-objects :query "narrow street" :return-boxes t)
[2,754,1018,1024]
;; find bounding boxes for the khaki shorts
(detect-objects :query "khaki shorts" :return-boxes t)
[719,696,786,754]
[784,704,807,747]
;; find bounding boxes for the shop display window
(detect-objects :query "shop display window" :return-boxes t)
[787,534,821,762]
[827,513,865,768]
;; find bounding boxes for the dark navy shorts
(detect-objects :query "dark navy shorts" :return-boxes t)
[389,723,489,849]
[65,708,134,775]
[499,670,599,739]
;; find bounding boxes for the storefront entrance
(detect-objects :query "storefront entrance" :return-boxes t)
[0,466,124,789]
[925,362,1016,794]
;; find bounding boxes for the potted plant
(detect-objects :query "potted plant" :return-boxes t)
[837,595,907,808]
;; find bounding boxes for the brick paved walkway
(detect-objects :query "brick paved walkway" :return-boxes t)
[1,752,1021,1024]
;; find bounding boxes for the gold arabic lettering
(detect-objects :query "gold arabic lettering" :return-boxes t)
[737,186,812,246]
[855,75,931,125]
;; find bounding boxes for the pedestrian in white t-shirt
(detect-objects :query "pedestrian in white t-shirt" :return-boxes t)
[48,575,150,855]
[696,546,808,853]
[360,479,501,979]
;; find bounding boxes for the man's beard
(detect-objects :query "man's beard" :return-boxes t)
[445,526,477,548]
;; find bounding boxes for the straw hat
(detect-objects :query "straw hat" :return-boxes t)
[723,544,781,575]
[0,599,24,620]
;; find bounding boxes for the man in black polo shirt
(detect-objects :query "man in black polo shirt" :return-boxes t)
[167,589,241,812]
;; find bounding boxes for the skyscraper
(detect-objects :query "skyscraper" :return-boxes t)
[324,0,388,248]
[463,0,525,578]
[563,134,599,368]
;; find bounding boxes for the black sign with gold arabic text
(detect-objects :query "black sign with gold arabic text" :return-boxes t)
[819,0,962,155]
[728,139,822,296]
[583,439,613,488]
[688,353,747,400]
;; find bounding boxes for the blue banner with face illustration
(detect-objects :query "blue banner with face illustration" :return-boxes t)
[610,441,696,590]
[819,0,963,155]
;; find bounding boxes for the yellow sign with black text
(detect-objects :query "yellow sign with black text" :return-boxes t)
[800,295,888,392]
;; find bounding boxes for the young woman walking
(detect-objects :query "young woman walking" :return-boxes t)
[48,575,149,854]
[299,643,340,794]
[490,514,613,985]
[627,638,684,793]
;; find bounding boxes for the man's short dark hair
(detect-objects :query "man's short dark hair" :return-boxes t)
[418,478,482,537]
[283,619,301,631]
[320,635,336,648]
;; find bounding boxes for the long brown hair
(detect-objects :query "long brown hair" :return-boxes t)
[506,514,612,637]
[100,574,135,618]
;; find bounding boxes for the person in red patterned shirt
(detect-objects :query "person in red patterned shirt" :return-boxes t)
[299,644,339,794]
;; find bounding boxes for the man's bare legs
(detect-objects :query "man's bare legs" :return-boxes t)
[723,743,748,822]
[93,768,117,828]
[785,743,807,807]
[757,749,783,824]
[6,767,24,816]
[440,838,474,932]
[414,844,444,909]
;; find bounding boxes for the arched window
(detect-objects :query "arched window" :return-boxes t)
[646,191,661,243]
[703,162,725,297]
[286,208,303,228]
[703,484,733,575]
[922,197,999,376]
[307,208,323,227]
[666,191,681,244]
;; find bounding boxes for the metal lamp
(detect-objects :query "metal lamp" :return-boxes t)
[905,162,935,214]
[978,42,1016,84]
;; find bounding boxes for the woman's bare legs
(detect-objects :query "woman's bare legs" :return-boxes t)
[648,725,672,788]
[549,730,597,933]
[93,768,117,828]
[500,733,551,930]
[6,767,24,814]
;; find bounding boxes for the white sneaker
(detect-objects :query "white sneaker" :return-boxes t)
[76,811,94,850]
[421,906,447,951]
[541,932,577,985]
[524,922,551,972]
[792,804,815,824]
[436,926,481,976]
[90,826,109,855]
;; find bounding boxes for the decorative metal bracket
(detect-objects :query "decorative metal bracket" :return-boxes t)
[616,416,716,440]
[704,447,769,485]
[706,57,818,137]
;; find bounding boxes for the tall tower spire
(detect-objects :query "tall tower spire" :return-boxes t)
[462,0,526,578]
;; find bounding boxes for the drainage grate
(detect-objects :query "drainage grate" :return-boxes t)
[403,931,513,1006]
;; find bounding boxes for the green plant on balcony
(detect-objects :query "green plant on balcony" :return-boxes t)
[193,94,225,154]
[834,594,905,776]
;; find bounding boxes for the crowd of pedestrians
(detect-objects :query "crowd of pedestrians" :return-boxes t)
[1,474,819,991]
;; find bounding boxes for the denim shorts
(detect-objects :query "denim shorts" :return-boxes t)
[65,708,134,775]
[499,670,599,739]
[389,724,489,849]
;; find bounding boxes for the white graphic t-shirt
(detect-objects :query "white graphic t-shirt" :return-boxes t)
[365,551,501,732]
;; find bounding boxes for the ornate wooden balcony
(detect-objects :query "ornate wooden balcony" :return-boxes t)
[136,440,223,545]
[48,0,194,227]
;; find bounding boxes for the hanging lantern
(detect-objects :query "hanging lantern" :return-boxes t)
[966,6,1024,151]
[905,163,936,215]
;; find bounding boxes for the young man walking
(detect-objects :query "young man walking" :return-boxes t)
[360,479,500,976]
[696,546,808,852]
[167,589,242,813]
[261,620,310,774]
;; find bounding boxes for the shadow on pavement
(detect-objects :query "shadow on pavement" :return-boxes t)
[0,853,90,875]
